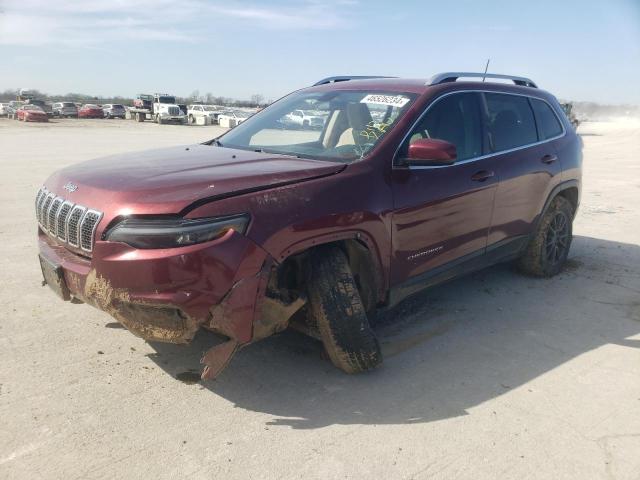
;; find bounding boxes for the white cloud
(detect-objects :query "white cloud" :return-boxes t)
[0,0,356,47]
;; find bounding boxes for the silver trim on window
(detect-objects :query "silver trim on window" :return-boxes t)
[393,89,567,170]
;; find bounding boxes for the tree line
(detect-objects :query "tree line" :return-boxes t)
[0,88,270,108]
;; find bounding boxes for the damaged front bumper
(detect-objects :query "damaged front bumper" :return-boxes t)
[37,228,291,379]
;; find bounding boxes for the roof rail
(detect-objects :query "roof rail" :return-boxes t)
[313,75,395,86]
[426,72,538,88]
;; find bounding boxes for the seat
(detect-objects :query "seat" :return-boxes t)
[336,103,373,147]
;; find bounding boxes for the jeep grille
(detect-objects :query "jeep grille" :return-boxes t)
[35,187,103,254]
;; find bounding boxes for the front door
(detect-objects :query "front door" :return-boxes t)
[391,92,498,286]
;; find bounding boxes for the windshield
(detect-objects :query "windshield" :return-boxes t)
[62,102,75,107]
[203,106,217,111]
[84,104,98,108]
[158,96,176,104]
[218,90,416,163]
[25,105,43,111]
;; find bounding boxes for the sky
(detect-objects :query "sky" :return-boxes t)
[0,0,639,104]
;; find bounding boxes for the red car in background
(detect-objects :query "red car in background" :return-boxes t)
[78,104,104,119]
[16,105,49,122]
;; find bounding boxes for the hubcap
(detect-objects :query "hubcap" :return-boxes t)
[545,212,569,265]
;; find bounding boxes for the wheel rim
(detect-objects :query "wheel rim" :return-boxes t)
[544,211,569,265]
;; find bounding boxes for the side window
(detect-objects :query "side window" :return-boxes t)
[531,98,563,140]
[485,93,537,152]
[406,92,482,161]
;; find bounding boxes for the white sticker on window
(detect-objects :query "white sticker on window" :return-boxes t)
[360,94,410,108]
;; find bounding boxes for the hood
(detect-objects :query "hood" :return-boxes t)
[44,144,345,217]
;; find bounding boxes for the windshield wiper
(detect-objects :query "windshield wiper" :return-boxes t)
[254,148,301,158]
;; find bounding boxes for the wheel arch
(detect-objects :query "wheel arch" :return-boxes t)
[537,180,580,228]
[270,232,387,313]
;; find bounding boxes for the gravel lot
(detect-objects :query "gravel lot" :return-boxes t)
[1,117,639,479]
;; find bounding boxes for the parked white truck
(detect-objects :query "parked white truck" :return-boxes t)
[127,93,187,124]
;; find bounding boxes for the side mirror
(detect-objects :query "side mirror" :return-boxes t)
[405,138,457,166]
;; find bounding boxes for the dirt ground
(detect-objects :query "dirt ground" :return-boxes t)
[1,117,639,479]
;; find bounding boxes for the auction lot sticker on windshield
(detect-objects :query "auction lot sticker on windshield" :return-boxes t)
[361,94,410,108]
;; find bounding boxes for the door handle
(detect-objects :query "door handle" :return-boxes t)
[541,154,558,164]
[471,170,495,182]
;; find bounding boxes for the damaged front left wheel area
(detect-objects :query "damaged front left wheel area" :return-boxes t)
[307,245,383,374]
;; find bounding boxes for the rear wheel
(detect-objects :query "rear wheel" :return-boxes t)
[518,196,574,277]
[188,114,195,124]
[307,245,382,374]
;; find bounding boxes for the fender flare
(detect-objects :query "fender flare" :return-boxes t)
[533,179,580,232]
[275,229,388,302]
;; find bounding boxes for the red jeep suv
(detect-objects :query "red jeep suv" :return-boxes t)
[36,72,582,379]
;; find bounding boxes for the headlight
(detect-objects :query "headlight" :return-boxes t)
[104,214,250,249]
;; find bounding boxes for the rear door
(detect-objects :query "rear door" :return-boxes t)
[391,92,498,284]
[483,93,564,248]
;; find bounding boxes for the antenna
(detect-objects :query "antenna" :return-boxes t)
[482,59,490,82]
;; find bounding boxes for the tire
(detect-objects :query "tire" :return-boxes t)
[307,245,382,374]
[188,114,194,124]
[302,119,310,129]
[157,115,163,125]
[517,196,574,277]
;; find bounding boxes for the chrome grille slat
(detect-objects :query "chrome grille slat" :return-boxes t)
[41,194,55,230]
[80,210,102,251]
[35,189,45,224]
[37,189,48,225]
[35,187,102,254]
[48,197,64,234]
[66,205,86,248]
[56,201,74,241]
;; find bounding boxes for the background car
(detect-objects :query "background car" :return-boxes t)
[16,105,48,122]
[52,102,78,118]
[187,104,226,124]
[78,104,105,119]
[26,99,53,116]
[217,110,251,128]
[0,103,10,117]
[282,109,326,129]
[102,104,126,119]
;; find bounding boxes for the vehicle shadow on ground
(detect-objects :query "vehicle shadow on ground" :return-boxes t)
[146,235,640,429]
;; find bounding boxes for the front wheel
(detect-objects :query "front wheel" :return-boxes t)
[518,196,574,277]
[307,245,382,374]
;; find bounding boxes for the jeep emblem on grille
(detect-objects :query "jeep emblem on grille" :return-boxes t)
[63,182,78,193]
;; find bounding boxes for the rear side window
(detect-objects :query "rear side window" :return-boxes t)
[407,92,483,161]
[485,93,537,152]
[531,98,563,140]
